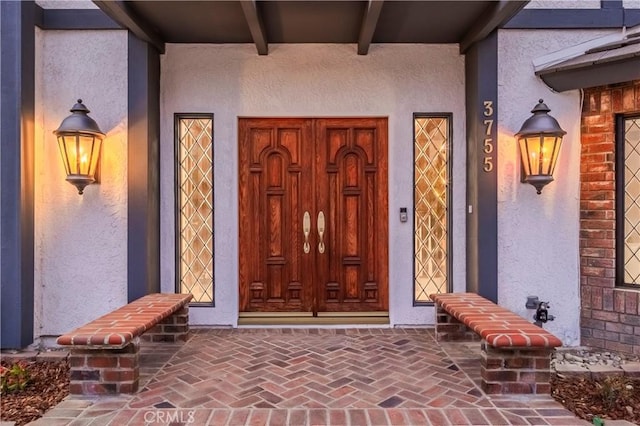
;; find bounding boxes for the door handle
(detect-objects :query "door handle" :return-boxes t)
[317,211,325,254]
[303,211,311,254]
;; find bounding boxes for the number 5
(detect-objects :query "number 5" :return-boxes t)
[483,138,493,154]
[483,157,493,172]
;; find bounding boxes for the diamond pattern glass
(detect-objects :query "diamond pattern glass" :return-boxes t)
[177,116,214,303]
[624,117,640,286]
[414,116,449,302]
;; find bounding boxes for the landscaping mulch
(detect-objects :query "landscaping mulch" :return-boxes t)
[0,359,69,426]
[551,374,640,425]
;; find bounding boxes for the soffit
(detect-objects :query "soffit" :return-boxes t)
[93,1,528,54]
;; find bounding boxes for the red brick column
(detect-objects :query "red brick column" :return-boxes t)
[67,306,190,395]
[580,81,640,356]
[69,340,140,395]
[140,306,190,343]
[481,342,553,394]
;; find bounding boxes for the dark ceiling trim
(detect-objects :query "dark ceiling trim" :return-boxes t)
[358,0,384,55]
[601,0,622,9]
[35,5,121,30]
[536,58,640,92]
[34,4,43,27]
[460,0,528,54]
[625,10,640,27]
[240,0,268,55]
[93,1,165,54]
[505,8,625,29]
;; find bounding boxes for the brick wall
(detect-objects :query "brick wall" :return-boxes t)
[580,80,640,356]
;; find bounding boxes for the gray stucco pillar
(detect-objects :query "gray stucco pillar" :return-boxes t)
[1,1,36,349]
[127,33,161,302]
[465,31,499,303]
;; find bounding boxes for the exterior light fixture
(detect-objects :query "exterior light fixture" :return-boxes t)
[53,99,105,195]
[515,99,566,194]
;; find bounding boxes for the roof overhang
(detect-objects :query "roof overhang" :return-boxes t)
[92,0,528,55]
[535,26,640,92]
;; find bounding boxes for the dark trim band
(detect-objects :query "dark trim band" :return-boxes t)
[35,5,121,30]
[506,7,640,29]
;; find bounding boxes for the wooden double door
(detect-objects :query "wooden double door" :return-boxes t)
[239,117,388,314]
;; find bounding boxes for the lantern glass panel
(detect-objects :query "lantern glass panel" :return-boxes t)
[56,134,73,175]
[77,134,96,176]
[539,135,556,175]
[548,136,562,175]
[518,136,534,177]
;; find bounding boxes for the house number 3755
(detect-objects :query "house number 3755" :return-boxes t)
[482,100,494,173]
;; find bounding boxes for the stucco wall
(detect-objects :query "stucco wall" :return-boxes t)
[525,1,601,9]
[160,44,467,326]
[34,29,127,341]
[36,0,97,9]
[497,29,615,345]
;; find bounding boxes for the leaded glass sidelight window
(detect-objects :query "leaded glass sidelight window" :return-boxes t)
[413,114,452,303]
[618,115,640,288]
[176,114,214,304]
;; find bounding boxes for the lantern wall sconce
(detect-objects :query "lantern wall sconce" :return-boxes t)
[515,99,566,194]
[53,99,105,195]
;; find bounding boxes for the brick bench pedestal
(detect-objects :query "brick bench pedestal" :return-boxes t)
[69,339,141,394]
[58,294,192,396]
[431,292,561,395]
[481,342,553,394]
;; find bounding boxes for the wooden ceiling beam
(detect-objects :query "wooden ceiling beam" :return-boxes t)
[358,0,384,55]
[460,0,528,54]
[240,0,268,55]
[93,1,165,54]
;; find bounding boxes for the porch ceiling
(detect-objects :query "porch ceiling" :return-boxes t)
[92,1,528,55]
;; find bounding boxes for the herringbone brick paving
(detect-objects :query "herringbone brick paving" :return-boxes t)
[31,328,588,425]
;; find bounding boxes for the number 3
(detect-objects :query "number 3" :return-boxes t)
[483,101,493,117]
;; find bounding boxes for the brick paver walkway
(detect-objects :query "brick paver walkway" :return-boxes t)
[29,328,587,425]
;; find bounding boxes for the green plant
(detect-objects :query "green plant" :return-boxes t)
[0,361,31,393]
[596,376,632,411]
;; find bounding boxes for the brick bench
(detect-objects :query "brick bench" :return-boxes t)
[57,293,193,395]
[430,292,562,395]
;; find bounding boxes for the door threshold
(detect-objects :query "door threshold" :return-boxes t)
[238,312,389,325]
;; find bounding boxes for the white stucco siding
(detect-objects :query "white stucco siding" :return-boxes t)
[36,0,97,9]
[526,0,640,9]
[160,44,467,326]
[497,29,615,346]
[34,30,127,340]
[525,1,601,9]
